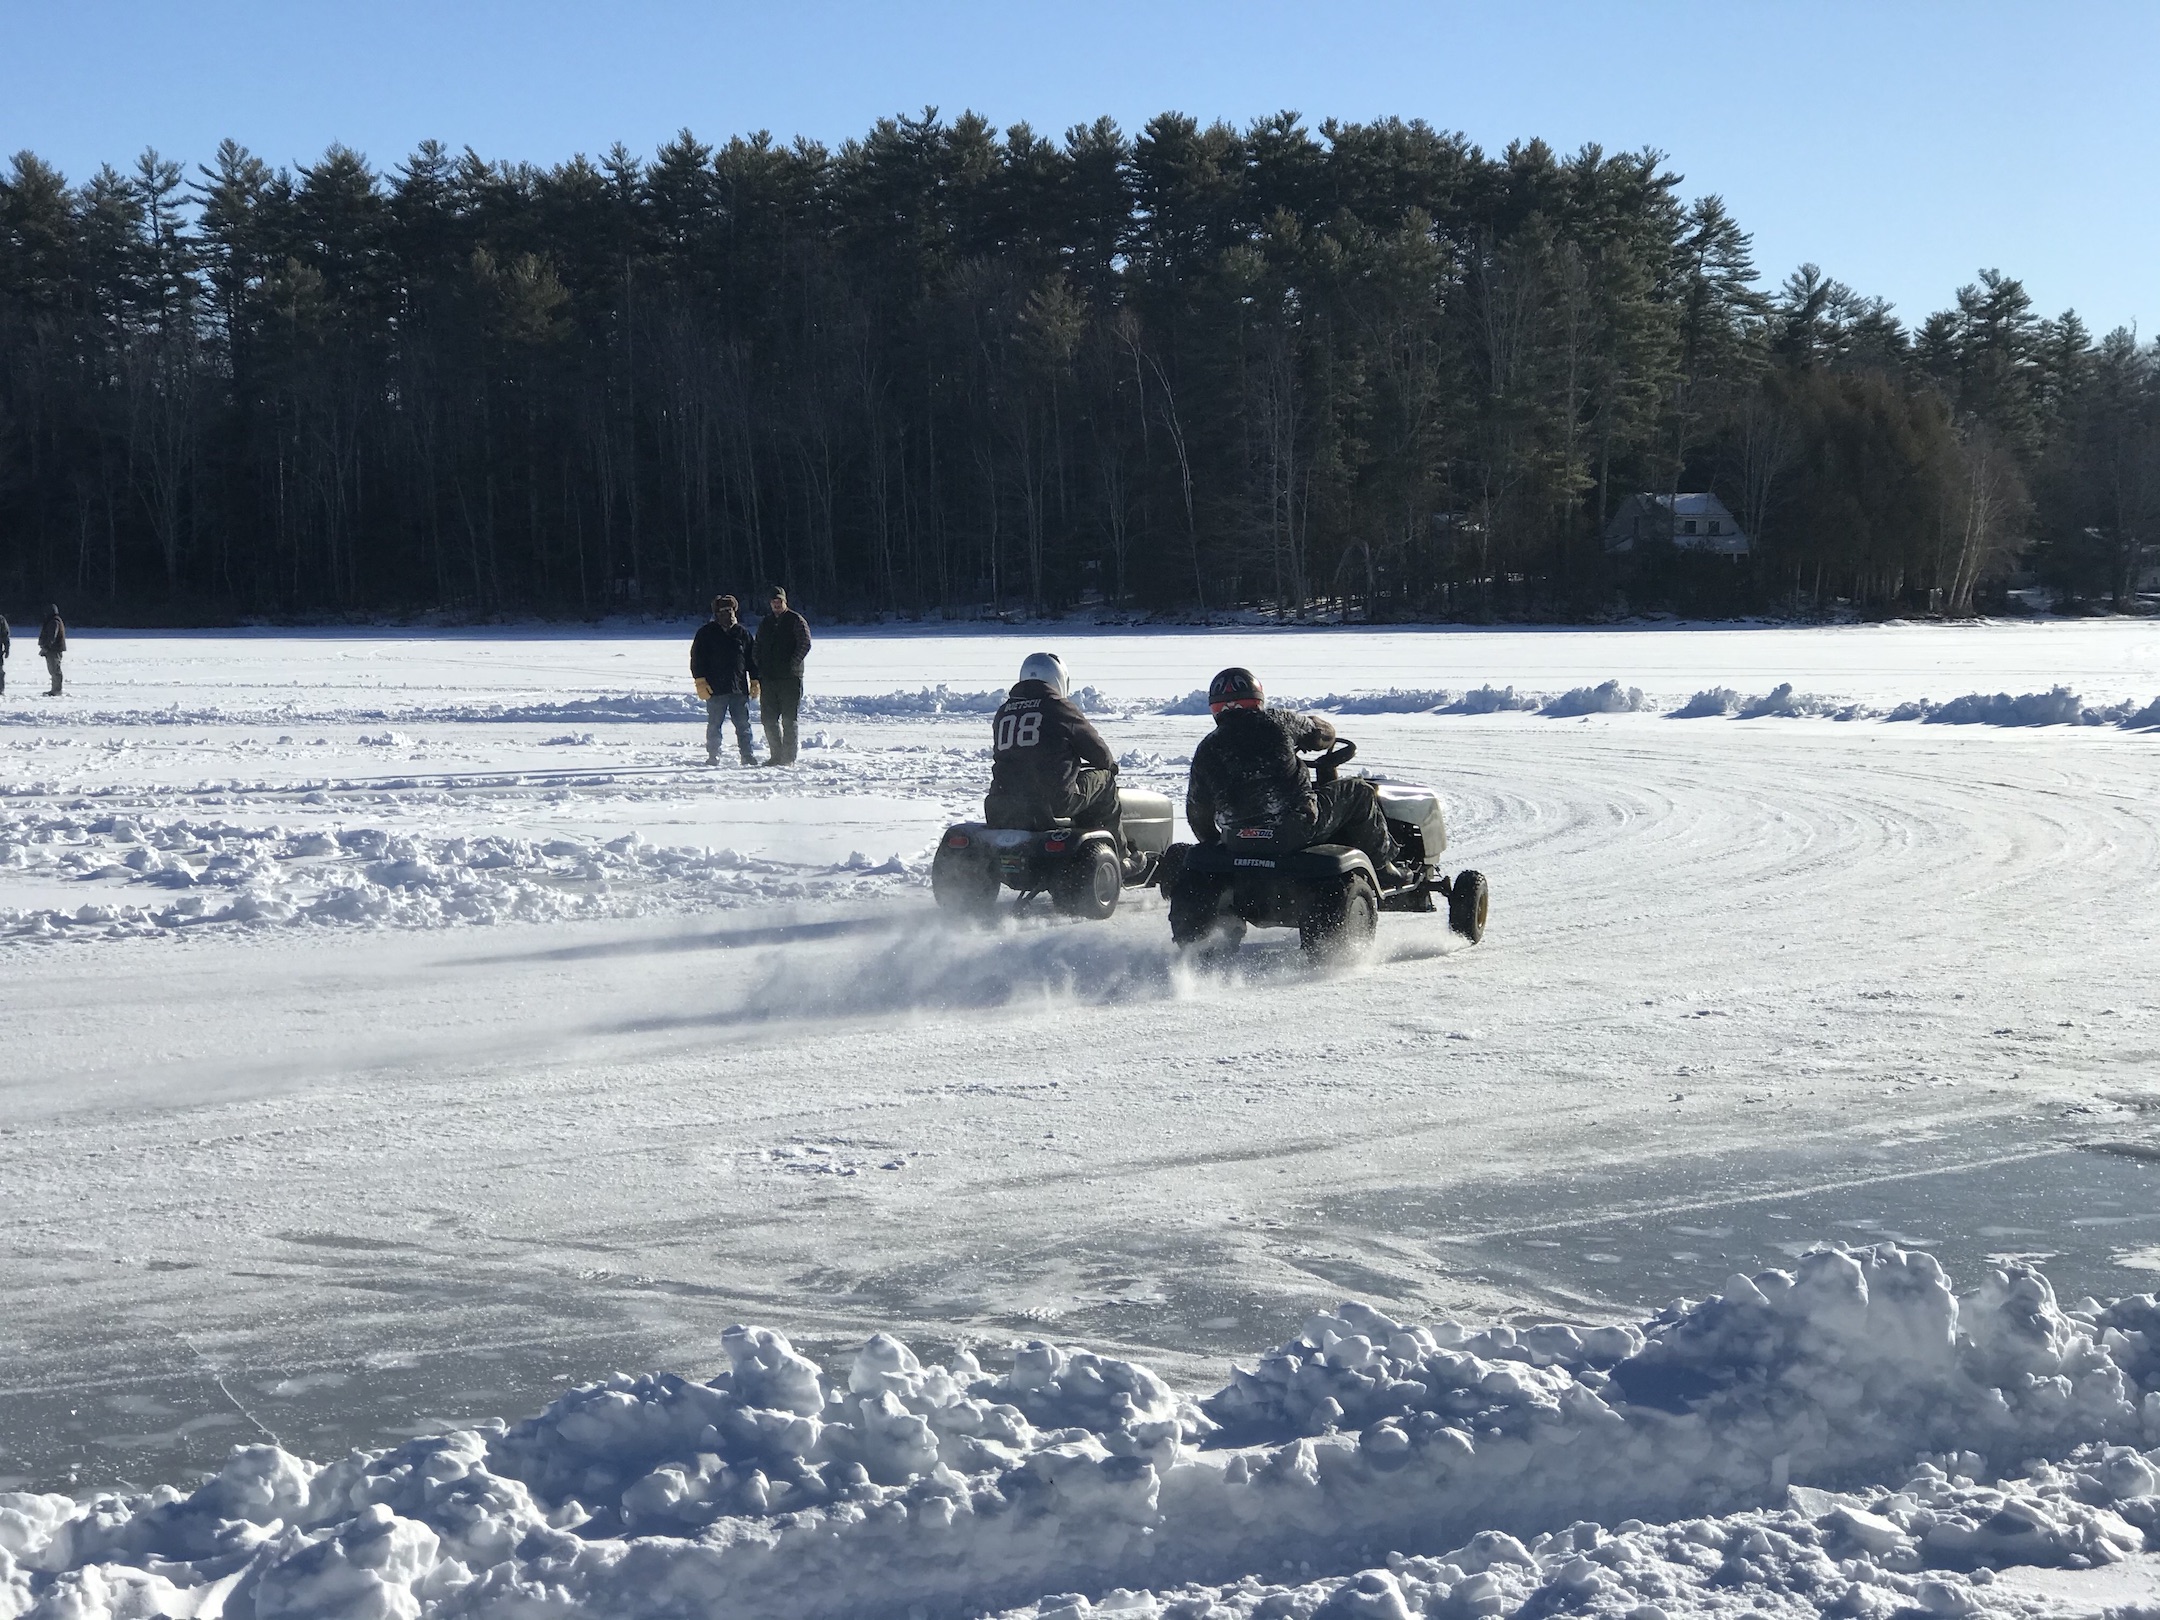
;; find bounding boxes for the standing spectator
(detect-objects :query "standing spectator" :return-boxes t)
[753,584,811,765]
[689,595,760,766]
[38,605,65,696]
[0,611,10,695]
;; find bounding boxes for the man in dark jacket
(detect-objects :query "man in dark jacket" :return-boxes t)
[1186,666,1400,878]
[689,595,760,765]
[0,612,10,694]
[37,605,65,696]
[984,652,1122,841]
[753,585,811,765]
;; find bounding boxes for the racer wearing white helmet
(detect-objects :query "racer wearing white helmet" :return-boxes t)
[984,652,1121,839]
[1016,650,1069,698]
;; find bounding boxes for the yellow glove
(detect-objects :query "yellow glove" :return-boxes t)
[694,678,713,700]
[749,678,761,700]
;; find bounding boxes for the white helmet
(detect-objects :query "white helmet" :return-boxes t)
[1017,652,1069,698]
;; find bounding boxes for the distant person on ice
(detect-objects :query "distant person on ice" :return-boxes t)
[0,611,10,695]
[1186,666,1404,883]
[985,652,1123,851]
[37,605,65,696]
[689,594,760,766]
[753,585,811,766]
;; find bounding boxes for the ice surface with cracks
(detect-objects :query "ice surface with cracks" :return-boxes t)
[16,1250,2160,1618]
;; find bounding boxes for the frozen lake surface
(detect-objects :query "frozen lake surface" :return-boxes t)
[3,620,2159,1616]
[26,614,2160,705]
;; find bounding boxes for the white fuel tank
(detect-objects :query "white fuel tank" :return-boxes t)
[1373,783,1447,857]
[1118,789,1176,855]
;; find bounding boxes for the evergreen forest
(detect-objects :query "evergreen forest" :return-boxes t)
[1,112,2154,622]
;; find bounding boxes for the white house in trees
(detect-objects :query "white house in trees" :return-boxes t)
[1603,492,1751,556]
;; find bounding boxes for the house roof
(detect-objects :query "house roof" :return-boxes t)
[1602,491,1751,555]
[1630,492,1737,519]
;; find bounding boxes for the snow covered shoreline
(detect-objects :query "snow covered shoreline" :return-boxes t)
[10,1248,2160,1618]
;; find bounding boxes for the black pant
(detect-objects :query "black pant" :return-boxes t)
[761,676,802,764]
[985,766,1120,837]
[1309,778,1396,869]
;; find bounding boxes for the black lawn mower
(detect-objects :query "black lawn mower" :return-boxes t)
[1161,740,1488,960]
[930,789,1177,921]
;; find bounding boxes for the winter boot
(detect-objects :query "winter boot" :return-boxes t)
[1107,817,1147,881]
[1374,858,1416,891]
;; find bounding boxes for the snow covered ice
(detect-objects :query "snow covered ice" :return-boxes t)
[4,619,2160,1617]
[3,622,2154,945]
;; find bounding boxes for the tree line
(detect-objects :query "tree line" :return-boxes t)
[1,112,2154,622]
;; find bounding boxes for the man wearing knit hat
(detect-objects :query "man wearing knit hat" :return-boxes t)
[38,605,66,696]
[752,585,812,765]
[690,594,760,766]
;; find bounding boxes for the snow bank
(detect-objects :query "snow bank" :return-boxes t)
[1446,685,1543,715]
[0,811,919,942]
[989,1455,2157,1618]
[1541,679,1651,717]
[1672,682,1868,720]
[1146,679,2160,729]
[15,1249,2160,1619]
[1739,682,1874,721]
[1153,685,1616,719]
[1672,683,2160,729]
[1159,689,1217,717]
[1673,687,1742,718]
[0,686,1126,730]
[805,685,1123,719]
[844,680,2160,731]
[1906,686,2160,728]
[8,677,2152,734]
[1288,690,1458,716]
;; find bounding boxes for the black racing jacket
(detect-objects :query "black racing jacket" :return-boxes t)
[754,609,812,681]
[690,620,759,694]
[988,680,1116,811]
[1185,706,1337,845]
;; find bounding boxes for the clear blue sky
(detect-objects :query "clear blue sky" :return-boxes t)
[7,1,2154,336]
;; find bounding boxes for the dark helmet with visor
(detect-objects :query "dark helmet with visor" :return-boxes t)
[1207,667,1264,715]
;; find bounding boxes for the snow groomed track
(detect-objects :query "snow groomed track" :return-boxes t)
[2,621,2159,1616]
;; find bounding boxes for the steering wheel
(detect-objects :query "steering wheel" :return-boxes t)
[1309,739,1357,785]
